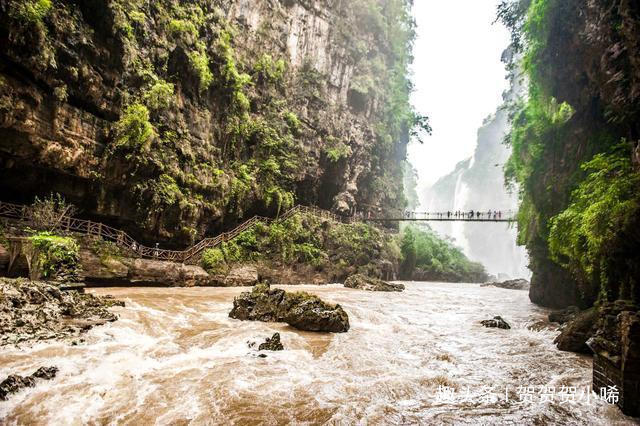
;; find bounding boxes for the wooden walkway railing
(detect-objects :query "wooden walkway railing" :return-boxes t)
[0,202,351,265]
[0,201,515,265]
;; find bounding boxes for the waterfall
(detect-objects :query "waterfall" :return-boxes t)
[451,173,470,253]
[422,109,531,280]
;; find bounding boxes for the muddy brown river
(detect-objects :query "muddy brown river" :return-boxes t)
[0,282,638,425]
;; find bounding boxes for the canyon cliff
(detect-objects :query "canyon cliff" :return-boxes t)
[499,1,640,415]
[499,0,640,309]
[0,0,425,246]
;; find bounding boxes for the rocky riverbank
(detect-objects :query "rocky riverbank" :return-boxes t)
[0,278,124,346]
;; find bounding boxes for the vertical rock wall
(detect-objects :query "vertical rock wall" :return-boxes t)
[0,0,415,245]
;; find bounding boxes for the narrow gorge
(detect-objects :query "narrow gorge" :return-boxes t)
[0,0,639,424]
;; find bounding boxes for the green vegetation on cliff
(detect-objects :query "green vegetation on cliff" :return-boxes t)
[548,144,640,302]
[0,0,429,246]
[29,232,80,280]
[399,226,488,283]
[202,212,401,282]
[499,0,640,306]
[201,212,486,283]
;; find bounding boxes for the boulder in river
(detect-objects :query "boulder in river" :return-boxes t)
[480,279,530,291]
[554,308,597,353]
[258,333,284,351]
[343,274,404,292]
[481,316,511,329]
[0,366,58,401]
[229,283,350,332]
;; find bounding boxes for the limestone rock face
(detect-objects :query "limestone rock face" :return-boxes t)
[344,274,404,292]
[79,249,129,281]
[528,260,585,309]
[229,283,349,333]
[548,306,580,324]
[80,249,209,287]
[128,259,183,285]
[0,244,9,273]
[554,308,597,354]
[208,265,259,287]
[588,302,640,417]
[0,0,408,245]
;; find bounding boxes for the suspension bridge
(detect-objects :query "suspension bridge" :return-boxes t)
[364,210,516,223]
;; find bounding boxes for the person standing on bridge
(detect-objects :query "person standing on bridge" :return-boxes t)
[476,211,481,219]
[498,211,502,219]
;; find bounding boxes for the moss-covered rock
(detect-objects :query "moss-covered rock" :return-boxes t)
[258,332,284,351]
[229,283,349,333]
[0,0,424,246]
[29,232,81,282]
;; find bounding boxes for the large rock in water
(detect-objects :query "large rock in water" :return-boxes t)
[258,333,284,351]
[554,308,597,353]
[481,279,530,290]
[0,366,58,401]
[229,283,349,333]
[481,316,511,329]
[344,274,404,292]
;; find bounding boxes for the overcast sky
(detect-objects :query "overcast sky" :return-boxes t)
[407,0,511,192]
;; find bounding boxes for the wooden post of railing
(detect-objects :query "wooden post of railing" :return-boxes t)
[86,220,91,235]
[97,222,102,237]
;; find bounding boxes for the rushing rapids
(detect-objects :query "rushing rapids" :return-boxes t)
[0,283,637,425]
